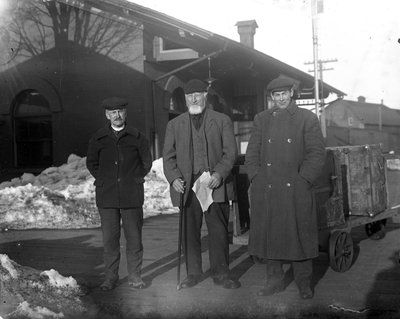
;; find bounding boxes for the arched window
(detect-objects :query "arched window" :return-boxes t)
[12,90,53,168]
[168,87,186,120]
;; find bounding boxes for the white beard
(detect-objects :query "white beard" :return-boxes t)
[188,105,205,114]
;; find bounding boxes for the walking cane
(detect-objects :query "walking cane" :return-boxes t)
[177,184,185,290]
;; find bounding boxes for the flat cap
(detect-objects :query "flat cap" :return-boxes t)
[102,97,128,110]
[267,76,295,93]
[183,79,208,94]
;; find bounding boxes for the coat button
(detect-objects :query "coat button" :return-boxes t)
[268,184,272,189]
[268,138,272,143]
[286,183,291,187]
[267,163,272,166]
[287,138,292,143]
[118,178,121,182]
[115,161,118,165]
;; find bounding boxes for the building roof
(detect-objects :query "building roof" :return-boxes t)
[56,0,345,99]
[328,98,400,126]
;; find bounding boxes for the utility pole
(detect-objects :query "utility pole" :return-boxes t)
[379,99,383,131]
[310,0,338,138]
[305,58,337,137]
[311,0,320,120]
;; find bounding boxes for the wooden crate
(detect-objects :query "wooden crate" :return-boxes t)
[334,144,387,217]
[316,144,387,228]
[233,144,389,244]
[314,148,346,230]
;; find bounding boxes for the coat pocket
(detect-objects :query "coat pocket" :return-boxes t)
[295,174,312,207]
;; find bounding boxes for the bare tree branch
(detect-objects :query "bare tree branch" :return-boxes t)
[6,0,142,62]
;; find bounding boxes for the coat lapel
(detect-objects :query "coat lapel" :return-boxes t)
[180,112,193,163]
[203,109,214,134]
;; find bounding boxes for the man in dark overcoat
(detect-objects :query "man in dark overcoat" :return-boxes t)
[163,79,240,289]
[245,76,326,299]
[86,97,152,291]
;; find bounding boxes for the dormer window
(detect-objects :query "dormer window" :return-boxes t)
[153,36,199,61]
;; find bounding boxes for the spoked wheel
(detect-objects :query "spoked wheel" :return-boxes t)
[329,231,354,272]
[365,219,387,240]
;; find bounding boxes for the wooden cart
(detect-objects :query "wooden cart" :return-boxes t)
[231,144,400,273]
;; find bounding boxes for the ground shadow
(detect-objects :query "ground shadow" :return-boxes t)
[313,220,400,287]
[365,251,400,319]
[133,234,250,288]
[0,232,104,287]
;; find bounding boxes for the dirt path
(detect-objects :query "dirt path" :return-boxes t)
[1,212,400,318]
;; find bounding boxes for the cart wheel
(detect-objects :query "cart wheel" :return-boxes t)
[329,231,354,272]
[365,220,386,240]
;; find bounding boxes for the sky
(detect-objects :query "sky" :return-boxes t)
[128,0,400,109]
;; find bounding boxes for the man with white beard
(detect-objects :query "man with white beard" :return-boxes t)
[163,79,240,289]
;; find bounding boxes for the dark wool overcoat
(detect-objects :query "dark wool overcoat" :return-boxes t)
[245,101,326,260]
[86,125,152,208]
[163,108,237,207]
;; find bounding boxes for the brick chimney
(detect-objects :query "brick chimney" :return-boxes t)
[235,20,258,48]
[357,96,366,103]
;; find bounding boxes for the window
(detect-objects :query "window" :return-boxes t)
[13,90,53,167]
[232,96,256,154]
[168,87,186,120]
[153,37,199,61]
[348,117,354,126]
[169,87,186,112]
[232,96,256,121]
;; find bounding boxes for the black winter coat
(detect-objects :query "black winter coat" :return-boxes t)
[86,125,152,208]
[245,102,326,260]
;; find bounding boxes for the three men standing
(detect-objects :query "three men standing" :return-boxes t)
[163,79,241,289]
[245,76,326,299]
[86,76,324,298]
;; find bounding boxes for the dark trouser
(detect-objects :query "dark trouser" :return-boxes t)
[98,207,143,280]
[184,190,230,278]
[266,259,312,289]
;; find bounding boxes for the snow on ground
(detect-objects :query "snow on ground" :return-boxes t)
[386,158,400,171]
[0,156,178,318]
[0,155,399,318]
[0,254,86,319]
[0,154,399,231]
[0,155,176,230]
[6,302,64,319]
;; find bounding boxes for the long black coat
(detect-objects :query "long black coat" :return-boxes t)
[245,102,326,260]
[86,125,152,208]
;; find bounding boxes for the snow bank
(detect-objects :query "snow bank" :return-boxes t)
[40,269,78,289]
[0,155,176,230]
[1,254,86,318]
[2,153,397,230]
[0,254,18,279]
[387,158,400,170]
[9,302,64,319]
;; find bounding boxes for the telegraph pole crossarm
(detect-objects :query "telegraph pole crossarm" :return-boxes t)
[304,58,337,138]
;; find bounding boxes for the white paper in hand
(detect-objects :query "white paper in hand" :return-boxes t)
[192,171,214,212]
